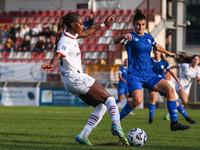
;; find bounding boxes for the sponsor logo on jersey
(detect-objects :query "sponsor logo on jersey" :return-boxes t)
[135,38,139,41]
[62,46,66,50]
[76,52,81,56]
[148,39,151,44]
[161,65,164,69]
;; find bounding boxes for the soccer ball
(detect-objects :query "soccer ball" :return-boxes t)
[127,128,147,147]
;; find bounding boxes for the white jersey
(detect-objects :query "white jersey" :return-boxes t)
[56,31,83,82]
[56,31,95,96]
[175,63,200,94]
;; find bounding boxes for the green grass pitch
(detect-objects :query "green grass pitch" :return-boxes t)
[0,106,199,150]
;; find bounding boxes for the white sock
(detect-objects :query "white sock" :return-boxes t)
[105,96,121,129]
[166,112,170,117]
[81,103,106,138]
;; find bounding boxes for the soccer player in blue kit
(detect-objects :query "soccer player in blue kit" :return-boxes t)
[116,58,131,104]
[148,48,195,124]
[114,9,190,131]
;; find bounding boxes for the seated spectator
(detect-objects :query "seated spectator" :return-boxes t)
[40,23,50,37]
[18,25,26,39]
[50,23,57,36]
[7,23,16,42]
[83,16,89,30]
[30,24,41,37]
[45,37,53,51]
[18,35,30,51]
[88,14,94,28]
[23,23,30,35]
[32,36,44,53]
[3,37,15,52]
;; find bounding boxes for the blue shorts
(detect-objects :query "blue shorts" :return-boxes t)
[117,85,129,95]
[127,73,163,93]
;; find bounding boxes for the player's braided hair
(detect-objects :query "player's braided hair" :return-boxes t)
[176,53,199,63]
[133,8,146,24]
[53,12,81,54]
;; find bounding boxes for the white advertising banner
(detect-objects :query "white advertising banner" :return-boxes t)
[0,63,46,81]
[0,87,39,106]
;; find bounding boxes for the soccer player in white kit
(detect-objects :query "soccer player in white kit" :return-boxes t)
[41,12,129,146]
[163,54,199,123]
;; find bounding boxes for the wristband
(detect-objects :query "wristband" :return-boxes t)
[100,23,105,28]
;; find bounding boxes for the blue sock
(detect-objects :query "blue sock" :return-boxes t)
[167,101,178,122]
[177,104,187,118]
[120,102,134,120]
[115,99,119,104]
[149,104,155,119]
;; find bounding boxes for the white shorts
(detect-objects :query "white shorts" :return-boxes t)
[175,81,191,94]
[62,73,95,96]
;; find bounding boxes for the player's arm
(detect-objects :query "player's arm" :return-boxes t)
[119,74,127,84]
[168,69,183,88]
[41,53,61,71]
[114,33,132,44]
[170,64,179,69]
[153,44,176,59]
[197,77,200,84]
[78,15,114,38]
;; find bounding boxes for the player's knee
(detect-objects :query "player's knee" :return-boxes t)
[166,86,175,99]
[182,99,188,104]
[133,97,143,106]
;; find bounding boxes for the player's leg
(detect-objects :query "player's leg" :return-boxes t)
[79,80,129,146]
[176,89,189,104]
[148,91,157,124]
[120,89,143,120]
[153,79,191,131]
[116,86,125,104]
[116,94,123,104]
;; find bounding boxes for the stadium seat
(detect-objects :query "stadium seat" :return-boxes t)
[2,52,9,59]
[74,10,79,14]
[102,9,109,16]
[105,30,113,37]
[15,11,22,17]
[87,10,93,15]
[22,11,29,16]
[9,59,15,62]
[43,10,50,16]
[80,10,87,16]
[106,37,113,44]
[149,9,155,15]
[110,9,116,15]
[45,51,53,59]
[94,10,101,16]
[84,52,92,59]
[31,59,38,63]
[91,52,99,59]
[77,38,83,45]
[98,37,106,44]
[100,52,107,59]
[30,11,36,16]
[31,52,38,59]
[17,59,23,62]
[97,30,105,37]
[58,10,65,16]
[23,51,31,59]
[111,23,120,30]
[8,51,16,59]
[2,59,8,62]
[85,44,92,51]
[99,44,107,51]
[15,52,24,59]
[94,16,104,24]
[14,17,21,24]
[21,17,29,24]
[50,10,58,16]
[36,10,43,16]
[92,44,99,51]
[83,38,90,44]
[118,15,126,22]
[109,52,117,59]
[117,9,124,15]
[116,44,122,51]
[81,52,84,59]
[91,37,98,44]
[0,11,7,17]
[125,9,132,15]
[126,15,133,22]
[38,52,46,59]
[113,30,120,36]
[8,11,15,17]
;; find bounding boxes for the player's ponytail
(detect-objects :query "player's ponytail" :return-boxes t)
[133,8,146,24]
[53,16,64,54]
[176,53,199,63]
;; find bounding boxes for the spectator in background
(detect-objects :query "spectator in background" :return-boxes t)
[45,37,53,51]
[23,23,30,36]
[18,25,26,39]
[88,14,94,28]
[18,35,30,51]
[83,16,89,30]
[32,36,44,53]
[40,23,50,37]
[30,24,41,37]
[3,37,15,52]
[7,23,16,42]
[50,23,57,36]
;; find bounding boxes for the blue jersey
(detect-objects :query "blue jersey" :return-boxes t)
[150,58,171,79]
[124,31,156,76]
[118,66,128,87]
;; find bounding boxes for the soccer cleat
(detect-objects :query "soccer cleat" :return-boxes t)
[111,124,129,146]
[163,115,170,121]
[170,122,191,131]
[185,116,196,124]
[75,133,92,146]
[148,118,153,124]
